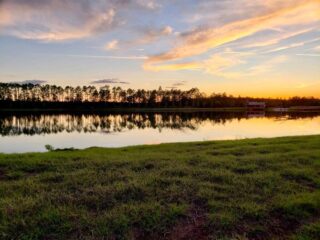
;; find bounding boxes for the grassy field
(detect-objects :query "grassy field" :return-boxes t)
[0,135,319,240]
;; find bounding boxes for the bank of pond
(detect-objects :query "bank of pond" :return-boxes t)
[0,135,319,239]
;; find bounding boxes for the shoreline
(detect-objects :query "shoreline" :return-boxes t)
[1,134,319,155]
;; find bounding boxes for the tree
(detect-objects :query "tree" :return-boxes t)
[0,82,319,108]
[99,85,111,102]
[74,86,83,102]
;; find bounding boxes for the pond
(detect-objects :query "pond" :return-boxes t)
[0,111,319,153]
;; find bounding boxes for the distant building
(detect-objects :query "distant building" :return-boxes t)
[246,101,266,109]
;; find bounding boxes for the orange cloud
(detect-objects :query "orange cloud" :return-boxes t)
[143,62,200,71]
[146,0,320,64]
[201,54,245,75]
[105,40,119,50]
[144,50,289,80]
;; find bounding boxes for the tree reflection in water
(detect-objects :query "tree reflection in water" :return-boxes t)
[0,111,319,136]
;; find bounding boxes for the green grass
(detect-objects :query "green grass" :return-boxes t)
[0,135,319,239]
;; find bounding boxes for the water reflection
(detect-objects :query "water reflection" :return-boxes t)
[0,111,319,136]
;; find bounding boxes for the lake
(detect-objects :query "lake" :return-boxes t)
[0,111,319,153]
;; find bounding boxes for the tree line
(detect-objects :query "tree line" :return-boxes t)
[0,83,319,108]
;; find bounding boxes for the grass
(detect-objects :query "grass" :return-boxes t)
[0,135,319,239]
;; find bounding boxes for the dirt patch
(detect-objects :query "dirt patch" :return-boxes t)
[0,168,5,180]
[230,212,320,240]
[163,207,209,240]
[133,206,209,240]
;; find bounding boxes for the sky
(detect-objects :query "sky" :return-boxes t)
[0,0,319,98]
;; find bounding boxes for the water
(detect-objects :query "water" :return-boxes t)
[0,111,319,153]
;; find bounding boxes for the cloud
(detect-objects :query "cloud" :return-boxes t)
[143,52,246,75]
[202,53,246,75]
[0,0,117,41]
[162,26,173,35]
[146,0,319,64]
[90,79,130,85]
[0,0,161,42]
[105,40,119,50]
[1,0,319,84]
[144,48,250,75]
[182,0,318,27]
[143,62,200,71]
[266,42,305,53]
[165,80,188,89]
[136,0,161,10]
[133,25,174,45]
[10,80,48,85]
[145,48,289,80]
[101,25,174,50]
[296,53,320,57]
[247,55,288,75]
[65,54,147,60]
[202,55,288,79]
[172,81,187,87]
[242,27,315,49]
[264,37,320,53]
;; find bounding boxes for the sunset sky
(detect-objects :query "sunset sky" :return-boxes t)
[0,0,319,98]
